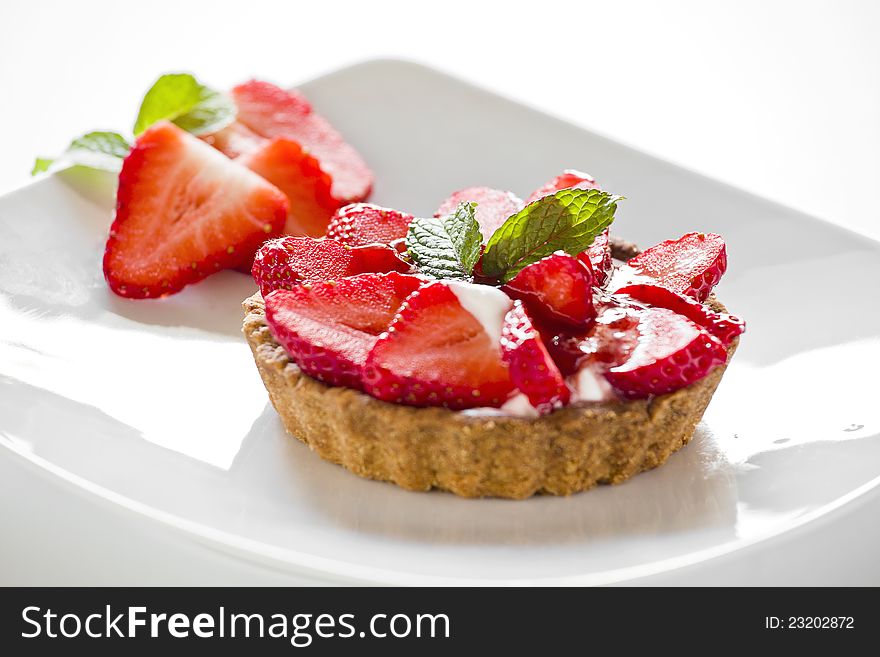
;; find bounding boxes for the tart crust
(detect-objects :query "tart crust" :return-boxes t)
[242,239,738,499]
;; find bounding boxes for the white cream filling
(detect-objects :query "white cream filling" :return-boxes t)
[445,280,513,349]
[569,365,615,402]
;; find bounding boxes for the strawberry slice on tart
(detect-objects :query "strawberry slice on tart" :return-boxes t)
[104,121,288,299]
[434,187,524,239]
[500,302,570,414]
[251,236,412,297]
[264,272,423,390]
[614,283,745,346]
[502,252,596,329]
[602,306,728,399]
[326,203,414,247]
[524,169,599,205]
[363,281,515,409]
[610,232,727,301]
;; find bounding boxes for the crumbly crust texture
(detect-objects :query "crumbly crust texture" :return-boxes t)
[243,238,738,499]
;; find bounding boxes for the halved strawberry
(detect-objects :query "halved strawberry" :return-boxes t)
[326,203,414,247]
[264,273,423,390]
[104,121,288,299]
[363,282,515,409]
[251,236,412,297]
[434,187,523,238]
[525,169,599,205]
[604,306,728,399]
[501,302,570,414]
[578,229,612,286]
[502,252,596,329]
[614,283,745,346]
[230,80,373,203]
[238,137,340,238]
[613,232,727,302]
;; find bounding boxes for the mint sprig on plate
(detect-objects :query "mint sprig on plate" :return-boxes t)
[32,73,235,176]
[31,131,131,175]
[481,188,623,282]
[133,73,236,137]
[406,202,483,281]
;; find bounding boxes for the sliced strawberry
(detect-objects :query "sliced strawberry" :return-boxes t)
[264,273,423,390]
[104,121,288,299]
[251,236,412,297]
[230,80,373,203]
[604,306,728,399]
[525,169,599,205]
[502,252,596,329]
[326,203,414,247]
[500,303,570,414]
[363,282,515,409]
[578,229,612,286]
[202,121,267,159]
[237,137,340,238]
[613,232,727,302]
[434,187,523,238]
[614,283,745,346]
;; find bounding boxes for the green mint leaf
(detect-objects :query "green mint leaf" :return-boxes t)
[481,188,623,282]
[406,202,483,281]
[31,131,131,176]
[133,73,235,136]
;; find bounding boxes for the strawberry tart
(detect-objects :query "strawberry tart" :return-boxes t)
[41,73,742,498]
[243,171,745,499]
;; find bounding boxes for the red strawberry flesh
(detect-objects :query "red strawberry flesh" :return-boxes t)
[231,80,373,203]
[251,236,411,297]
[238,137,340,238]
[502,252,596,329]
[363,283,514,409]
[525,169,598,205]
[434,187,523,239]
[501,303,570,414]
[104,121,288,299]
[614,283,745,346]
[614,232,727,302]
[578,229,612,286]
[265,273,423,390]
[326,203,414,247]
[604,306,728,399]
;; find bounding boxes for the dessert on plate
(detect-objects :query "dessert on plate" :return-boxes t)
[243,171,745,499]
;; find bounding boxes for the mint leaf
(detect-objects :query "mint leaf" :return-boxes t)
[32,131,131,176]
[406,202,483,281]
[481,188,623,282]
[133,73,235,136]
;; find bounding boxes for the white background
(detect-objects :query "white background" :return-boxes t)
[1,0,879,584]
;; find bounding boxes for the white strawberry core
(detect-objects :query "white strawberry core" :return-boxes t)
[445,281,513,352]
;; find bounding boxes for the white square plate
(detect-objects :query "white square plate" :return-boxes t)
[2,60,880,585]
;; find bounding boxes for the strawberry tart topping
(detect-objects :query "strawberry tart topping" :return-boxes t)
[258,181,741,412]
